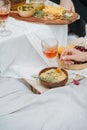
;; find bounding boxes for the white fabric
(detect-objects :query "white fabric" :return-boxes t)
[0,17,68,46]
[1,34,87,79]
[0,11,87,130]
[1,19,87,78]
[0,37,87,129]
[0,34,47,74]
[0,78,87,130]
[0,16,67,73]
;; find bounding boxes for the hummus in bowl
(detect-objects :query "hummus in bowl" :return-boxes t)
[39,67,68,88]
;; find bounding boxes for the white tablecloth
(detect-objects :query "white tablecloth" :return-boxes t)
[0,15,87,130]
[0,17,68,46]
[0,16,68,75]
[0,17,87,79]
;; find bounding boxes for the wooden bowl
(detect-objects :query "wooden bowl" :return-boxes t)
[39,67,68,89]
[17,5,34,17]
[57,56,87,70]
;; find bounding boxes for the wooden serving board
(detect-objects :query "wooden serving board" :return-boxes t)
[10,11,79,25]
[24,74,84,94]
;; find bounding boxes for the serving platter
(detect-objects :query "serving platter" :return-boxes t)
[10,11,79,25]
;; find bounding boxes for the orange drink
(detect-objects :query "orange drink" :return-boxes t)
[43,46,58,58]
[41,38,58,66]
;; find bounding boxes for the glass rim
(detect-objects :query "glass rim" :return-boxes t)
[41,38,58,44]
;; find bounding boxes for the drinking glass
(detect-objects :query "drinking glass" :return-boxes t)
[0,0,12,36]
[41,38,58,66]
